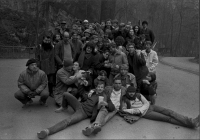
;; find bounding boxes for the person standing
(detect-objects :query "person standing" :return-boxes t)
[140,21,155,43]
[69,32,83,62]
[107,42,128,85]
[127,43,149,92]
[55,31,73,70]
[35,34,56,97]
[142,41,158,74]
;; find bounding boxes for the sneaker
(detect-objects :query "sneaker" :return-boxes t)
[37,129,49,139]
[22,99,33,108]
[39,100,48,107]
[93,124,101,134]
[55,107,65,113]
[82,127,94,136]
[192,115,200,129]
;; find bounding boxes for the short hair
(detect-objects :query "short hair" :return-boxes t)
[142,21,148,25]
[108,42,117,48]
[120,64,129,70]
[113,76,122,82]
[127,42,135,48]
[99,70,107,77]
[96,80,105,87]
[112,19,119,24]
[145,41,152,46]
[84,41,95,53]
[115,36,125,46]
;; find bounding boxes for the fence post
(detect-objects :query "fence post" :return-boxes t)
[12,46,14,58]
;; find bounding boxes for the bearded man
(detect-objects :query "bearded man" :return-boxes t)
[35,34,56,97]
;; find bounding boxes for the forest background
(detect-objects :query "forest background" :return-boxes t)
[0,0,199,57]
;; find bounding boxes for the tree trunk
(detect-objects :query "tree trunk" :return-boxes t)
[100,0,116,21]
[45,2,50,33]
[170,10,174,56]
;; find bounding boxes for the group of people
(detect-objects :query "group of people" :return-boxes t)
[14,19,199,139]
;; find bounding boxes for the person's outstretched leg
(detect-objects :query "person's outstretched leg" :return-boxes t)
[82,107,117,136]
[144,105,200,129]
[153,105,199,128]
[37,92,88,139]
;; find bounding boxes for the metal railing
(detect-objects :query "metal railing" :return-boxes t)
[0,46,36,59]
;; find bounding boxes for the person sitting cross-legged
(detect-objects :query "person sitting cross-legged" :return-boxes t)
[37,81,111,139]
[14,58,49,108]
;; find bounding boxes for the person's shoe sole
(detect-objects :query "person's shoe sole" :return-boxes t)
[82,127,94,136]
[37,130,48,139]
[93,126,101,134]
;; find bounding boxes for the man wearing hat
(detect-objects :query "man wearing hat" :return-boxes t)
[54,59,82,107]
[14,58,49,108]
[114,64,137,89]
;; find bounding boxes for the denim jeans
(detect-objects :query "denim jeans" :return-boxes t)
[14,88,49,104]
[48,92,88,135]
[94,106,118,127]
[143,105,194,128]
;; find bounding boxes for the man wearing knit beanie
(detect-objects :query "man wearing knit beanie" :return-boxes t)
[54,60,82,107]
[14,58,49,108]
[114,64,137,88]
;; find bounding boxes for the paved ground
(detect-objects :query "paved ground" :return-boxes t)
[0,57,199,139]
[160,57,199,75]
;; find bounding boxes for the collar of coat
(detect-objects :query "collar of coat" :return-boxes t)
[26,68,38,75]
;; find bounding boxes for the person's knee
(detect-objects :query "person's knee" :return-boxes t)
[149,95,156,105]
[40,90,49,98]
[14,90,24,99]
[63,92,71,98]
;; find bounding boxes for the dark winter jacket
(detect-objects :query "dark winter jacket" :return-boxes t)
[18,68,48,94]
[140,28,155,43]
[127,51,149,83]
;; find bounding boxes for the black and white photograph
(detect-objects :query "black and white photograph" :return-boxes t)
[0,0,199,139]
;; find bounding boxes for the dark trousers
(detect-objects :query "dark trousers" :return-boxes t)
[47,92,88,135]
[144,105,194,128]
[14,88,49,104]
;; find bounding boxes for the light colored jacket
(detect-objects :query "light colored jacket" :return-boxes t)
[122,93,150,116]
[18,68,48,94]
[108,50,128,74]
[142,49,158,73]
